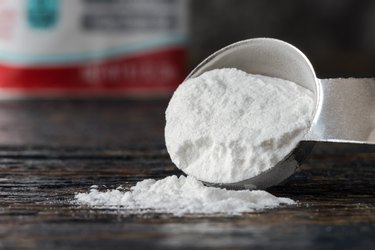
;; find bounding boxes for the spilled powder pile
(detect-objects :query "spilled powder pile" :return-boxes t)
[165,68,314,183]
[75,175,295,216]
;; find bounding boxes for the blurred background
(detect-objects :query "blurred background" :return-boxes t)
[190,0,375,78]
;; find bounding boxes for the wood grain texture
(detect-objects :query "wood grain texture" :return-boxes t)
[0,100,374,249]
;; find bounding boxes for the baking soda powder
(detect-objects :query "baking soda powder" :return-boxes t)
[75,175,295,216]
[165,68,314,183]
[75,68,313,215]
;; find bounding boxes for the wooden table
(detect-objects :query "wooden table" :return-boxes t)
[0,99,374,249]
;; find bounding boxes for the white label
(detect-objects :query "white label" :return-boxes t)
[0,0,188,65]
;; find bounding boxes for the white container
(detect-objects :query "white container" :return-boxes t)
[0,0,188,98]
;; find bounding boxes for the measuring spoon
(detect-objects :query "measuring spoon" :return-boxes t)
[187,38,375,189]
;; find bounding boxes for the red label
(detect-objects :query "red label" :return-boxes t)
[0,47,186,96]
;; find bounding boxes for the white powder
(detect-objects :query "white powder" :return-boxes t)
[75,175,295,216]
[165,68,314,183]
[74,67,311,215]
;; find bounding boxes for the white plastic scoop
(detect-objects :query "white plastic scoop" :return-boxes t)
[187,38,375,190]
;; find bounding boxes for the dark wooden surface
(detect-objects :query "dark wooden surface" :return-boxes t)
[0,99,375,250]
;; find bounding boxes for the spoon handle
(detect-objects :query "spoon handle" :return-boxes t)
[304,78,375,144]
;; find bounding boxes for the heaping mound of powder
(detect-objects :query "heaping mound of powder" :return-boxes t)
[165,68,314,183]
[75,175,295,216]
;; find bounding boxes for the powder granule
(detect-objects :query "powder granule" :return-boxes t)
[165,68,314,183]
[75,175,295,216]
